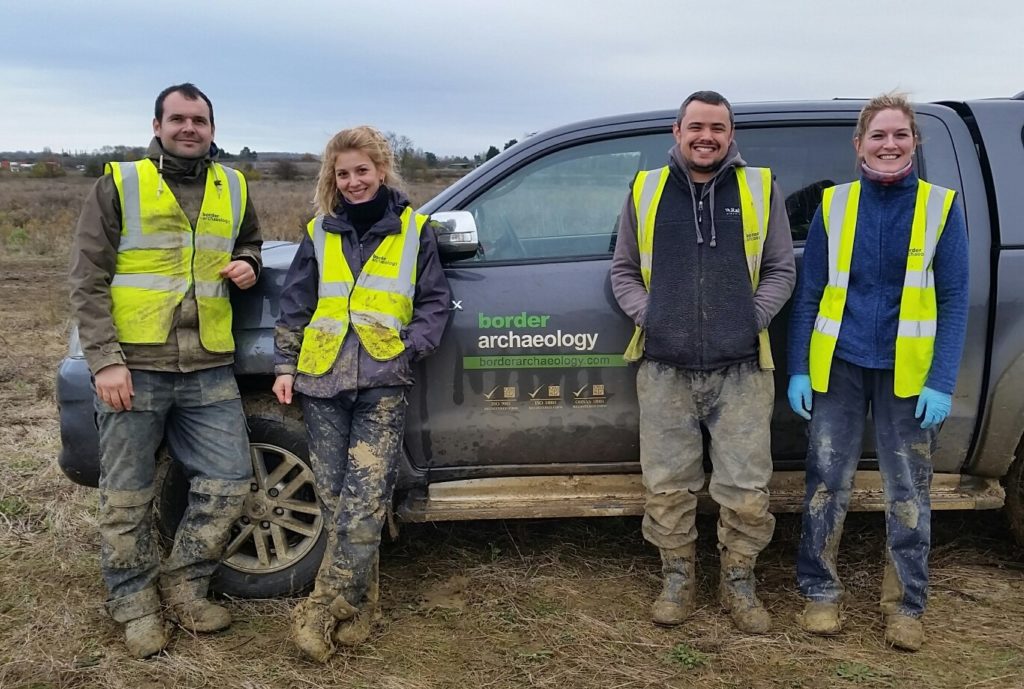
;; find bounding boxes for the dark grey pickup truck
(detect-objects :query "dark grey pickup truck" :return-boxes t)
[57,95,1024,598]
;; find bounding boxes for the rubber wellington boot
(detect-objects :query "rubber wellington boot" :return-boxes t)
[798,601,842,636]
[124,612,171,659]
[884,614,924,652]
[651,546,697,626]
[291,599,337,663]
[719,550,771,634]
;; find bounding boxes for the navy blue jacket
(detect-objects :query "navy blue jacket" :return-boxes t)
[274,187,451,397]
[787,172,969,394]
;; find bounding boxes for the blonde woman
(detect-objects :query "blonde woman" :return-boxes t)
[273,126,450,661]
[787,94,968,651]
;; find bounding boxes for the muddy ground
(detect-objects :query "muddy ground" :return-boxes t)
[0,255,1022,689]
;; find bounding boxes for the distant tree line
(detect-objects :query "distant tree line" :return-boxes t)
[2,132,530,181]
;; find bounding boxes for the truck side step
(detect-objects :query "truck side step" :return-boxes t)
[397,471,1005,522]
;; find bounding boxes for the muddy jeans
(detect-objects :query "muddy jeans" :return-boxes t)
[796,358,935,618]
[637,360,776,558]
[302,386,407,614]
[95,366,252,623]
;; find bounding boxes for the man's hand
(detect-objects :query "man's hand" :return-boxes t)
[273,374,294,405]
[220,260,257,289]
[95,364,134,412]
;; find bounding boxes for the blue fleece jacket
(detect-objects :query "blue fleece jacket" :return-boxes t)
[787,172,968,394]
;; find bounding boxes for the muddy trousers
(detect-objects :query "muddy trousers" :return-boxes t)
[301,386,407,614]
[796,359,935,618]
[95,367,252,623]
[637,360,776,558]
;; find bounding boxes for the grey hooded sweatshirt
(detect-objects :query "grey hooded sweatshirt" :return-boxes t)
[610,143,795,370]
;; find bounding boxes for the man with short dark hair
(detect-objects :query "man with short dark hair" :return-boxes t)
[611,90,795,633]
[70,83,262,657]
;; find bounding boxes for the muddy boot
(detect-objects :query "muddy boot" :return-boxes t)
[291,599,337,663]
[651,546,696,626]
[719,550,771,634]
[160,579,232,633]
[884,614,924,652]
[124,612,171,659]
[798,601,841,636]
[333,555,380,646]
[332,606,375,647]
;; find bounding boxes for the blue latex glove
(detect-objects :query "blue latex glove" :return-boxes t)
[915,386,952,429]
[788,374,813,420]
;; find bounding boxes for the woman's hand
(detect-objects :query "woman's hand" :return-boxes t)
[915,387,951,429]
[788,374,813,420]
[273,374,295,405]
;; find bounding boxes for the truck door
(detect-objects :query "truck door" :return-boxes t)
[405,132,674,473]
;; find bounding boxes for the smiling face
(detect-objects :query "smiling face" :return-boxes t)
[152,91,214,159]
[854,108,917,173]
[334,149,383,204]
[672,100,734,181]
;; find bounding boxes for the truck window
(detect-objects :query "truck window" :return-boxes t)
[736,126,857,241]
[463,133,672,262]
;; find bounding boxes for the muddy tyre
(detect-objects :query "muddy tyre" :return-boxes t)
[1005,452,1024,548]
[156,416,326,598]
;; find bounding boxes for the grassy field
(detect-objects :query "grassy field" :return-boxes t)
[0,175,1022,688]
[0,173,451,256]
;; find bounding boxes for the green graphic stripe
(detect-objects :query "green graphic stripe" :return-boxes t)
[464,353,627,369]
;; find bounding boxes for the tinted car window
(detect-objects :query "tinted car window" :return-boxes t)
[463,134,672,262]
[736,126,857,241]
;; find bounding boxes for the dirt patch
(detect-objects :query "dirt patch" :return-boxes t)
[1,256,1023,689]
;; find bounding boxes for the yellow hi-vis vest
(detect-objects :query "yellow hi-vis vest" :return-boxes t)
[296,207,427,375]
[624,165,775,370]
[809,179,956,398]
[106,159,246,353]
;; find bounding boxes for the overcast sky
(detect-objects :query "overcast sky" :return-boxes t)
[1,0,1020,157]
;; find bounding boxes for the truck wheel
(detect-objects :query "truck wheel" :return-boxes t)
[1005,452,1024,548]
[156,416,327,598]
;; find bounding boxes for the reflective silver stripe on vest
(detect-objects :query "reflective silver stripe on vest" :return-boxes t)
[310,216,345,297]
[636,170,663,277]
[922,184,947,268]
[745,167,766,232]
[826,183,852,288]
[897,320,938,338]
[397,213,421,289]
[307,315,347,335]
[351,310,404,332]
[814,314,842,338]
[319,281,355,297]
[904,269,935,290]
[312,216,327,267]
[195,280,228,298]
[358,273,406,293]
[111,273,188,292]
[222,166,243,237]
[119,162,143,245]
[195,234,236,252]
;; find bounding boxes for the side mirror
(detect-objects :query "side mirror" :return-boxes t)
[431,211,480,262]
